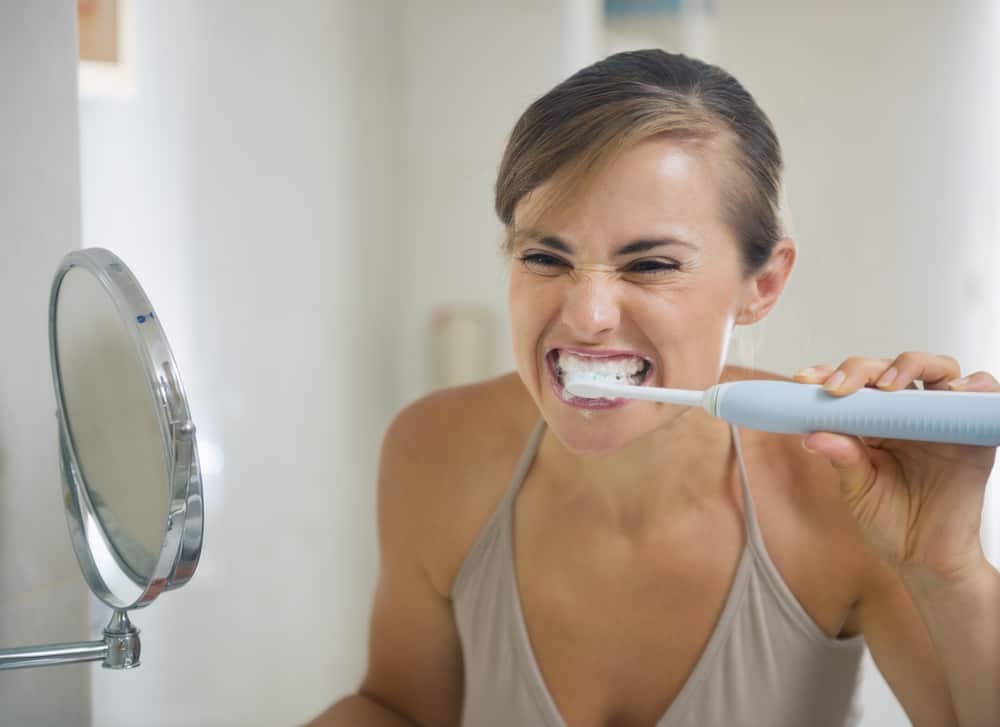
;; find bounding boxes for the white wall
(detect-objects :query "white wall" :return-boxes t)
[77,1,601,725]
[79,2,402,725]
[396,0,602,402]
[715,0,999,381]
[608,1,999,725]
[0,2,90,725]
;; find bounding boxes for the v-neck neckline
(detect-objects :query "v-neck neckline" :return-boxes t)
[508,534,753,727]
[505,424,755,727]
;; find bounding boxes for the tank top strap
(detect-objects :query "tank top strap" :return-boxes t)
[729,423,764,547]
[450,418,547,600]
[497,417,547,514]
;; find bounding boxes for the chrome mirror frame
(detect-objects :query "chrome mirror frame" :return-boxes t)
[0,248,203,670]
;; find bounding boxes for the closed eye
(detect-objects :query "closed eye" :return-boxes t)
[518,252,571,276]
[622,258,681,280]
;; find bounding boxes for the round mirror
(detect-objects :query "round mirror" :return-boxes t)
[49,248,203,611]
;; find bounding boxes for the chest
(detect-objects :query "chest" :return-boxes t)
[512,478,858,727]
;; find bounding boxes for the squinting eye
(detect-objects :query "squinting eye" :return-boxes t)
[622,259,681,281]
[518,253,571,277]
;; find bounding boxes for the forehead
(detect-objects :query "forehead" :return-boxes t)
[512,135,734,250]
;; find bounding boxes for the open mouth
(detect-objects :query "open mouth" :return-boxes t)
[546,349,653,408]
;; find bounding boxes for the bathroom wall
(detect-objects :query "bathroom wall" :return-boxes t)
[0,2,90,725]
[76,1,600,725]
[394,0,603,402]
[714,0,1000,390]
[78,2,402,725]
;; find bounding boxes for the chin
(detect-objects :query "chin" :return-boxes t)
[543,405,655,457]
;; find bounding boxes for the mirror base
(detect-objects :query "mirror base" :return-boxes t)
[101,609,140,669]
[0,609,140,671]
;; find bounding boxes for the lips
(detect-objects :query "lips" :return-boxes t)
[545,348,654,409]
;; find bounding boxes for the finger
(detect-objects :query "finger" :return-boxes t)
[882,352,961,391]
[944,370,1000,393]
[810,357,894,397]
[792,364,836,383]
[802,431,879,506]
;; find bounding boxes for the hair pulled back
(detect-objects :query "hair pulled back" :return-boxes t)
[495,49,784,275]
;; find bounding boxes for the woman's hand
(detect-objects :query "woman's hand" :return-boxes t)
[793,352,998,583]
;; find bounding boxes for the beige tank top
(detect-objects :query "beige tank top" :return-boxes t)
[451,419,866,726]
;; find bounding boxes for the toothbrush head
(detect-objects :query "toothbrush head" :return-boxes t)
[564,372,617,399]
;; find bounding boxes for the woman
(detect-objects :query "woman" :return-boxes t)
[311,50,999,727]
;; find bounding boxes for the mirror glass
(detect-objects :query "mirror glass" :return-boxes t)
[49,249,203,611]
[55,266,168,582]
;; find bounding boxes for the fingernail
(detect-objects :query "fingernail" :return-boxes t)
[824,370,846,390]
[801,438,816,453]
[876,367,898,388]
[947,376,969,389]
[794,366,817,379]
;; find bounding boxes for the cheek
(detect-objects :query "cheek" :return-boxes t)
[678,288,740,372]
[508,272,555,326]
[507,274,530,336]
[638,285,737,356]
[508,273,548,361]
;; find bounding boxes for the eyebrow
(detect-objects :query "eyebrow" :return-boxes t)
[513,229,698,256]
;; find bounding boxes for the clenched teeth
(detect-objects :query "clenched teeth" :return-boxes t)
[554,350,650,388]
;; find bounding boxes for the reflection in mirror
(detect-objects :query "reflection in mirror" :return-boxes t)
[55,266,168,584]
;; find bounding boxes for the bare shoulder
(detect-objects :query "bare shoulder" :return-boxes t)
[721,364,857,514]
[380,372,540,596]
[721,366,875,608]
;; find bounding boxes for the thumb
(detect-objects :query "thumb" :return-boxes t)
[803,432,878,503]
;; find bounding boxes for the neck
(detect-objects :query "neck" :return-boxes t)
[534,407,738,532]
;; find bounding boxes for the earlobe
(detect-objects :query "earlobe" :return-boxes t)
[735,300,761,326]
[740,303,763,325]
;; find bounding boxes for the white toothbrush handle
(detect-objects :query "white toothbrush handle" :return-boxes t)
[711,381,1000,446]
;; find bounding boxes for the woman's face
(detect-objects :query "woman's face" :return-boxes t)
[508,135,760,455]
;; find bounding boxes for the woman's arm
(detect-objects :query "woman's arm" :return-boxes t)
[855,554,1000,727]
[307,398,468,727]
[796,353,999,726]
[306,693,418,726]
[901,559,1000,727]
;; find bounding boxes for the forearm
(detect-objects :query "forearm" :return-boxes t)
[306,694,419,727]
[903,558,1000,727]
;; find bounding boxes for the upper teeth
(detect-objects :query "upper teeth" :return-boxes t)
[556,351,647,384]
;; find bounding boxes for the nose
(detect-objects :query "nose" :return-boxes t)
[560,273,621,340]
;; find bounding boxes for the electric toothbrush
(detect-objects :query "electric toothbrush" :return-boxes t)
[563,375,1000,446]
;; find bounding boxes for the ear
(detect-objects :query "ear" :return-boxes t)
[735,238,796,325]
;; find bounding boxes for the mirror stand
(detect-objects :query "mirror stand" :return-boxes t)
[0,248,203,676]
[0,609,140,670]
